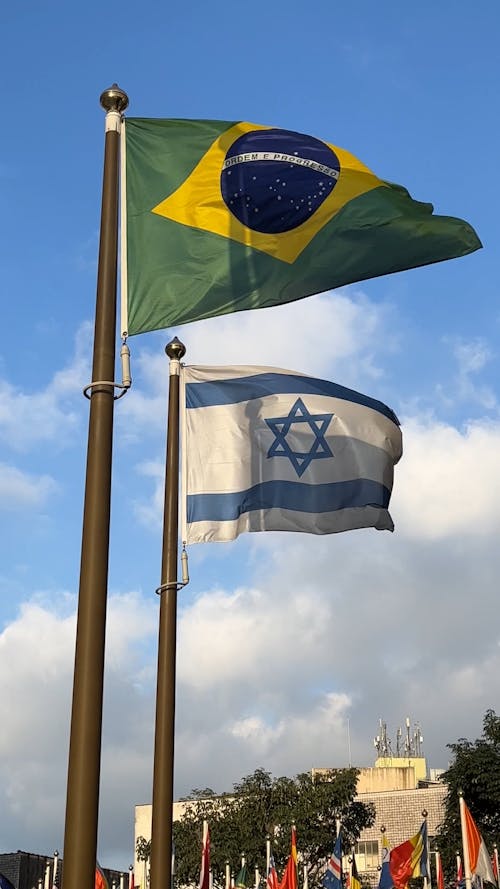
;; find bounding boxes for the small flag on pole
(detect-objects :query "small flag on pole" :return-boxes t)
[279,826,298,889]
[435,851,445,889]
[181,364,401,543]
[389,822,428,889]
[267,856,280,889]
[460,798,496,885]
[235,864,249,889]
[122,118,481,336]
[492,847,499,887]
[350,854,361,889]
[199,822,211,889]
[322,832,343,889]
[95,864,110,889]
[52,852,59,889]
[378,832,394,889]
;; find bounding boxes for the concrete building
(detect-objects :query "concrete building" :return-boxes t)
[134,722,446,887]
[311,757,446,882]
[135,767,445,886]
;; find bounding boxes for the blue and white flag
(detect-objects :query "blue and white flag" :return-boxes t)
[378,832,394,889]
[322,833,343,889]
[181,365,402,543]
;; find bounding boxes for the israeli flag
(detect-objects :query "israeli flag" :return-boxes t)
[181,365,402,544]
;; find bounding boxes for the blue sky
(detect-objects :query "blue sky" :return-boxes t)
[1,0,499,874]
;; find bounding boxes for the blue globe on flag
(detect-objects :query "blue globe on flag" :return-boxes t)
[220,128,341,234]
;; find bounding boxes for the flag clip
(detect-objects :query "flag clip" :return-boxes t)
[83,380,130,399]
[155,581,188,594]
[155,547,189,594]
[83,342,132,400]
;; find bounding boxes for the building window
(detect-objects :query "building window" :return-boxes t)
[354,841,380,871]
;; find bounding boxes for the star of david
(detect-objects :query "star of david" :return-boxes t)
[265,397,334,477]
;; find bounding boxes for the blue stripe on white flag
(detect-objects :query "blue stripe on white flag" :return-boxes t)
[181,364,401,542]
[187,478,390,523]
[185,372,399,424]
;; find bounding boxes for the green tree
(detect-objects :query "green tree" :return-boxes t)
[436,710,500,881]
[171,767,374,888]
[136,836,152,869]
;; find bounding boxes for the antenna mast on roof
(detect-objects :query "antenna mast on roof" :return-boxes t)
[373,718,393,756]
[374,717,425,758]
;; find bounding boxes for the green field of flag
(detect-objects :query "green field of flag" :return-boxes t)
[122,117,481,336]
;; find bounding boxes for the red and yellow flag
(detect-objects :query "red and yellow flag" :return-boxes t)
[389,822,428,889]
[279,826,298,889]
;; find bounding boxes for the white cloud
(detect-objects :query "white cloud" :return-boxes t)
[120,289,397,443]
[453,338,492,375]
[393,416,500,538]
[1,485,500,868]
[0,591,157,863]
[435,336,497,411]
[2,293,500,868]
[0,462,58,508]
[132,460,165,528]
[178,584,331,692]
[0,323,91,452]
[228,692,351,760]
[173,289,396,384]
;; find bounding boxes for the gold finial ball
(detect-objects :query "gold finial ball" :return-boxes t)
[100,83,129,113]
[166,337,186,360]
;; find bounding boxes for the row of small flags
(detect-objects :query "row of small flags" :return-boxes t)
[1,797,498,889]
[196,799,500,889]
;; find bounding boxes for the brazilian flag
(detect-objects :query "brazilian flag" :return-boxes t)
[122,118,481,336]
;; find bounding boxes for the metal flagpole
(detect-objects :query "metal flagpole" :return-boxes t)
[61,84,128,889]
[52,850,59,889]
[422,810,432,889]
[149,337,186,889]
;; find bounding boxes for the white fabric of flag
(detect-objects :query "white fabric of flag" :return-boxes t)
[181,365,402,544]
